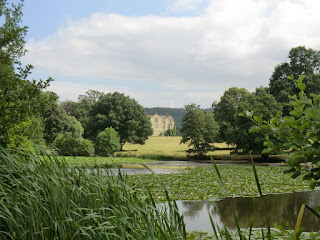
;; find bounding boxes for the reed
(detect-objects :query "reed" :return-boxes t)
[0,147,186,239]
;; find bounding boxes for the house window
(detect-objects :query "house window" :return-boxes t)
[155,118,159,123]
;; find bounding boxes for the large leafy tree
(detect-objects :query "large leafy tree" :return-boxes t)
[0,0,51,147]
[213,87,250,142]
[41,92,84,144]
[233,87,282,154]
[61,90,104,138]
[88,92,153,149]
[180,104,219,154]
[269,46,320,114]
[214,87,282,154]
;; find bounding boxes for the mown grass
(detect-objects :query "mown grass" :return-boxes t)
[117,136,231,159]
[129,165,313,201]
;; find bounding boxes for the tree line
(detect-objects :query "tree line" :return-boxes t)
[0,1,153,156]
[2,1,320,159]
[180,46,320,155]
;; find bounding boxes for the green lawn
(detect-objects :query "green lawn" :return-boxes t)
[117,136,231,159]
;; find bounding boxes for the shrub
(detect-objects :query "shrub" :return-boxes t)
[53,133,94,156]
[95,127,121,156]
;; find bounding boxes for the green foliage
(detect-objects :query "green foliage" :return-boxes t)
[42,92,84,143]
[7,116,44,148]
[88,92,153,149]
[213,87,251,142]
[53,133,94,156]
[164,125,176,136]
[61,90,104,138]
[247,75,320,188]
[180,104,219,154]
[0,147,186,239]
[214,87,282,154]
[269,46,320,114]
[0,1,51,147]
[95,127,121,156]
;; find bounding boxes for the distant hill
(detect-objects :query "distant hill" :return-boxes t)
[145,107,186,129]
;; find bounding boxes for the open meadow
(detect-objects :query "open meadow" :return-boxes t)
[117,136,231,159]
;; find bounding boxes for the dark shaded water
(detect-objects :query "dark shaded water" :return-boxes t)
[176,190,320,232]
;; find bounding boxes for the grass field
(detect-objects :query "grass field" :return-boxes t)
[117,136,231,159]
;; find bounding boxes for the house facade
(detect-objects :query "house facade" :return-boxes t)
[148,114,175,136]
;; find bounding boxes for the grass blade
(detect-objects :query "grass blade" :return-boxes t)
[250,154,271,240]
[211,156,243,239]
[305,204,320,219]
[294,204,305,240]
[209,212,221,240]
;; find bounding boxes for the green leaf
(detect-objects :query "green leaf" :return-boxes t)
[245,110,254,118]
[310,182,317,189]
[253,115,262,123]
[296,81,306,92]
[249,126,262,133]
[291,171,301,179]
[261,148,272,154]
[290,109,300,117]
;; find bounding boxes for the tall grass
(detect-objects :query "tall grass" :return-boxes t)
[0,147,186,239]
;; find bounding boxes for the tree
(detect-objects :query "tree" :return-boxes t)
[214,87,282,154]
[0,0,51,147]
[41,92,84,144]
[164,126,176,136]
[95,127,121,156]
[232,87,282,154]
[213,87,251,142]
[61,90,104,138]
[247,75,320,188]
[88,92,153,149]
[269,46,320,114]
[180,104,219,154]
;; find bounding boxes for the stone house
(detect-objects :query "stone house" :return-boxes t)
[148,114,175,136]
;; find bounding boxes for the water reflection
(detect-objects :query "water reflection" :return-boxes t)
[176,190,320,232]
[87,165,184,175]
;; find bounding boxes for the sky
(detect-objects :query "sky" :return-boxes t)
[18,0,320,108]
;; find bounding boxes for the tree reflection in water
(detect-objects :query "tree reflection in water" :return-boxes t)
[177,190,320,232]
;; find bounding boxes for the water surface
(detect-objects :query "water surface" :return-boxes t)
[176,190,320,232]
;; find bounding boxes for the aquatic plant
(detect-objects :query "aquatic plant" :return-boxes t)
[0,147,186,239]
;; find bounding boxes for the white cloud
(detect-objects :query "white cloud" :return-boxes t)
[24,0,320,108]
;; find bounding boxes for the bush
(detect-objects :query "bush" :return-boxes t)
[53,133,94,156]
[95,127,121,156]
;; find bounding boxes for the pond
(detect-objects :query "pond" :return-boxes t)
[98,160,284,175]
[176,190,320,232]
[93,161,212,175]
